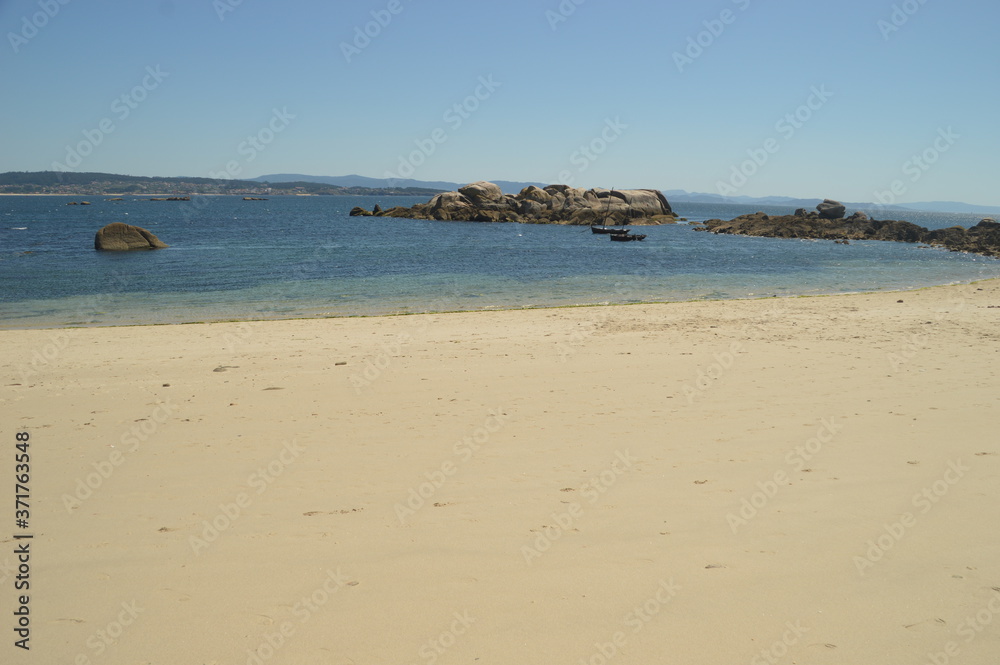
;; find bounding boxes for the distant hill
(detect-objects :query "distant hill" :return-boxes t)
[252,173,461,191]
[3,171,995,214]
[663,190,904,211]
[253,174,546,195]
[0,171,444,197]
[896,201,1000,215]
[663,190,826,207]
[662,190,999,215]
[258,178,999,214]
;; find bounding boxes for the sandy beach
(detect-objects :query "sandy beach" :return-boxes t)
[3,280,999,664]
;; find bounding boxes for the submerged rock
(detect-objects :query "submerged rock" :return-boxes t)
[94,222,169,251]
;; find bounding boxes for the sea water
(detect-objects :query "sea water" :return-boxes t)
[1,195,997,328]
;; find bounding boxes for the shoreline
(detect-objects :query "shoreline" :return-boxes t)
[3,275,998,332]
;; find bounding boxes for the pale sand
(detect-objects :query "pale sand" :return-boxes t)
[3,280,999,664]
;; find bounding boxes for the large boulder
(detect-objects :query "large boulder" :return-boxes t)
[624,189,674,217]
[428,191,474,220]
[817,199,846,219]
[458,181,503,205]
[94,222,168,251]
[519,185,551,204]
[518,199,544,216]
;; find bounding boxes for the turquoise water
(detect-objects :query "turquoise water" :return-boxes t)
[1,195,998,329]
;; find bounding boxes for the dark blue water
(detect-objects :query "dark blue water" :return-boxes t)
[1,195,997,328]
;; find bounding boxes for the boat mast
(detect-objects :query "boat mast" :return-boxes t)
[601,187,614,228]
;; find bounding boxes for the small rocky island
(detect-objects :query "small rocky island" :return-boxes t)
[699,199,1000,258]
[94,222,169,251]
[350,181,677,225]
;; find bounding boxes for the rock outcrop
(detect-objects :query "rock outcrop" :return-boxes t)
[924,219,1000,256]
[349,181,676,225]
[94,222,169,251]
[699,203,1000,258]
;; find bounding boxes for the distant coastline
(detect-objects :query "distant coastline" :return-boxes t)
[3,170,999,215]
[0,192,433,197]
[0,171,444,198]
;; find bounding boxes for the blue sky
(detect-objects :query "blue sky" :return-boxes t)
[1,0,997,204]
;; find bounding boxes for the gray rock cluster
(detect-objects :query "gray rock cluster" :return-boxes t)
[351,181,676,225]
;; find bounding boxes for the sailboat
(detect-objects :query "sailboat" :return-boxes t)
[590,188,630,235]
[607,193,646,241]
